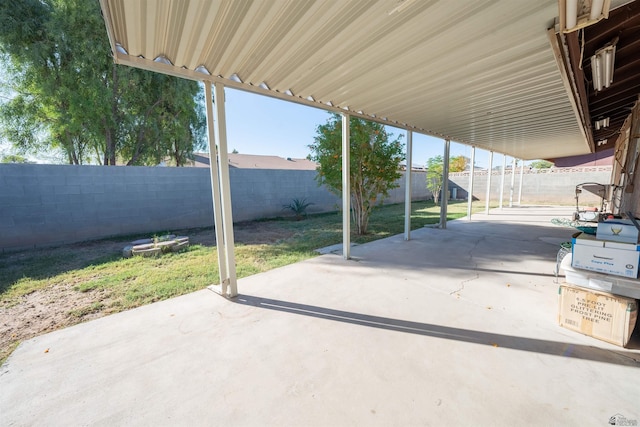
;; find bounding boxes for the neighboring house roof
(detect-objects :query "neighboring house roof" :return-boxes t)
[399,161,426,171]
[191,153,318,170]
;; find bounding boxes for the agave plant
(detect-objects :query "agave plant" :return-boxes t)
[283,197,314,220]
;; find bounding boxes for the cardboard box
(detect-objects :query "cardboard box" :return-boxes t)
[572,233,640,278]
[596,219,639,244]
[558,284,638,347]
[561,253,640,299]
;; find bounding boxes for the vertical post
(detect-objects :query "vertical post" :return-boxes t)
[485,151,493,214]
[499,155,506,209]
[440,139,450,229]
[518,159,524,205]
[404,131,413,240]
[467,146,475,220]
[509,157,516,208]
[342,113,351,259]
[204,81,227,288]
[213,83,237,297]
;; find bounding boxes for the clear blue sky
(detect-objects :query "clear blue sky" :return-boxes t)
[221,86,516,169]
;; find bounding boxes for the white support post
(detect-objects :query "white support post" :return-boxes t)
[404,131,413,240]
[499,155,506,209]
[485,151,493,214]
[518,159,524,205]
[204,81,227,288]
[213,83,238,297]
[342,113,351,259]
[440,139,450,229]
[467,147,475,221]
[509,157,516,208]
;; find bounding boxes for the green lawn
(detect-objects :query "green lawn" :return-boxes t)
[0,199,485,364]
[1,200,485,306]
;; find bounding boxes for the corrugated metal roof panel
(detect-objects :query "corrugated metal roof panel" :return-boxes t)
[100,0,593,160]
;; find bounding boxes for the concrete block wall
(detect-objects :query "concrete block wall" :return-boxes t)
[0,165,214,251]
[448,168,612,206]
[229,169,341,221]
[229,170,432,221]
[1,164,609,252]
[385,171,431,204]
[0,165,430,251]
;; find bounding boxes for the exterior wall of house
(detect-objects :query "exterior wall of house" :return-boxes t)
[0,164,611,252]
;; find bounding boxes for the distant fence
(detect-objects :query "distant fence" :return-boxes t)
[449,165,612,176]
[448,166,612,205]
[0,164,612,251]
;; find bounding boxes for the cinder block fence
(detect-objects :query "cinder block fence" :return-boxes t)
[0,164,430,251]
[0,164,610,252]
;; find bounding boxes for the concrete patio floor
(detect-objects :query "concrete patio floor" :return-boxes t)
[1,206,639,426]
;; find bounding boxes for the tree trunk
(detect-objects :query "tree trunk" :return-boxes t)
[105,64,119,166]
[103,122,113,165]
[126,98,163,166]
[63,130,79,165]
[351,184,370,235]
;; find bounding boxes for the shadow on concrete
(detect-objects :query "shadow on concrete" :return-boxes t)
[456,266,558,277]
[235,295,640,366]
[331,220,578,274]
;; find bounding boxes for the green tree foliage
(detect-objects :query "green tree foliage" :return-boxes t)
[309,114,404,235]
[426,155,444,204]
[450,155,470,172]
[425,155,468,204]
[0,0,205,165]
[530,159,554,169]
[1,154,30,163]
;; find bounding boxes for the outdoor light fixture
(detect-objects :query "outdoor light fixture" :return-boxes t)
[590,39,617,92]
[594,117,610,130]
[559,0,611,33]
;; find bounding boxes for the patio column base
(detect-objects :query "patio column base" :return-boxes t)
[208,283,237,299]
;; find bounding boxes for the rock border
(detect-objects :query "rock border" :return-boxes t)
[123,235,190,258]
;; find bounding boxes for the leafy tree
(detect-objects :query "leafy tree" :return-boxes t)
[0,0,205,165]
[309,114,404,235]
[426,155,444,204]
[425,154,469,204]
[450,155,470,172]
[530,159,553,169]
[1,154,30,163]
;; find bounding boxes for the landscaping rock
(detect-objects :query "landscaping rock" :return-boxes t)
[132,247,162,257]
[123,235,190,258]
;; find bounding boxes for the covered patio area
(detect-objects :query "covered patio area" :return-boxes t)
[2,206,638,426]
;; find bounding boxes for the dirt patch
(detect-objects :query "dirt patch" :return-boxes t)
[0,222,294,363]
[1,284,112,356]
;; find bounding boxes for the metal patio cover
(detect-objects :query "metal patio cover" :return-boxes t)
[100,0,591,160]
